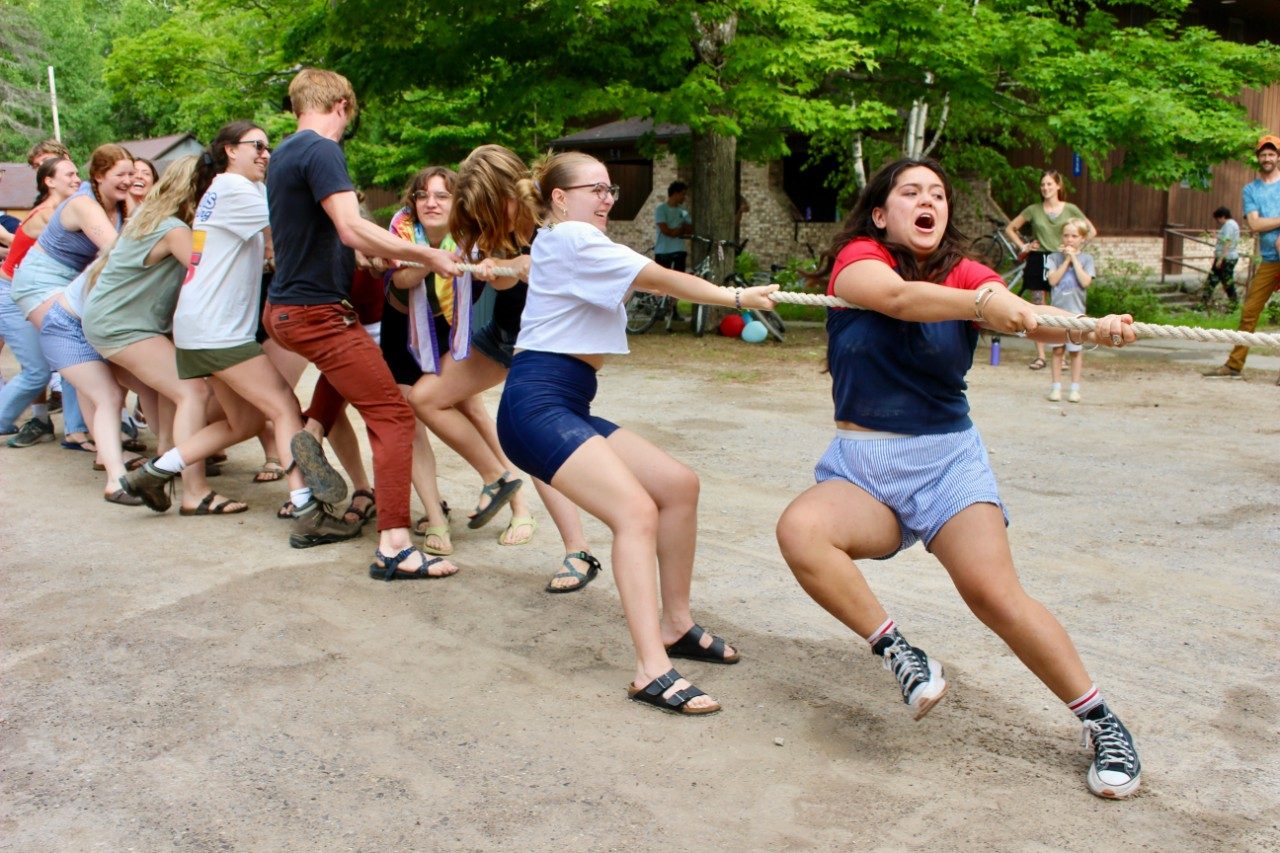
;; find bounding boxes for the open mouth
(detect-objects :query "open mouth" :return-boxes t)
[914,212,936,231]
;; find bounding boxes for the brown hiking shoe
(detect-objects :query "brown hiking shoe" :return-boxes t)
[289,499,362,549]
[121,460,175,512]
[1201,365,1242,379]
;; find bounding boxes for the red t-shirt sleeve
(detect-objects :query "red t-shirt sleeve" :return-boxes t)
[946,258,1005,292]
[828,238,894,295]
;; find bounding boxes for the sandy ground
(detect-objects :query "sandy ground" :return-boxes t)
[1,328,1278,851]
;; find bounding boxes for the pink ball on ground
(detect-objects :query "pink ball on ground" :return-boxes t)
[720,313,746,337]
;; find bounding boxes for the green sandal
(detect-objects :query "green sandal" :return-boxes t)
[545,551,602,594]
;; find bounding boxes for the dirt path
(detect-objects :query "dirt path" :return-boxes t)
[2,329,1277,850]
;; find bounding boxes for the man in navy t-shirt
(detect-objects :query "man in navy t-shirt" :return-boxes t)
[264,67,461,580]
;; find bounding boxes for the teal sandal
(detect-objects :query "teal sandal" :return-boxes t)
[545,551,602,593]
[466,472,523,529]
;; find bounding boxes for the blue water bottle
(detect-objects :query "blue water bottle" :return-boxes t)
[989,336,1001,365]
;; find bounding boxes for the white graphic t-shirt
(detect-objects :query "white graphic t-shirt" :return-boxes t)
[172,172,269,349]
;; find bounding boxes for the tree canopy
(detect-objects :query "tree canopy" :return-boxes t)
[1,0,1278,205]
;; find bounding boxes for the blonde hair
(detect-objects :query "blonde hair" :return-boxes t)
[1061,218,1089,240]
[27,138,71,167]
[122,155,200,239]
[531,150,602,215]
[288,68,358,118]
[449,144,541,257]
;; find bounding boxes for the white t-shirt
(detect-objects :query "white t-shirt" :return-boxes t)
[172,172,268,349]
[517,221,652,355]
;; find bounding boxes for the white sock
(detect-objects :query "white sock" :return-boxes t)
[866,617,896,646]
[30,404,49,421]
[154,448,186,474]
[290,487,313,509]
[1049,382,1061,390]
[1069,383,1080,391]
[1067,684,1104,718]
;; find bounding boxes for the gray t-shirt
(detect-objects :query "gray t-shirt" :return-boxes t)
[1215,218,1240,261]
[81,217,187,351]
[1047,251,1095,315]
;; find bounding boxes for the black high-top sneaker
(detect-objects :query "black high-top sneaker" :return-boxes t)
[871,629,948,721]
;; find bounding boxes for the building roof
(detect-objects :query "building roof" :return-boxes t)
[552,119,689,147]
[0,163,40,211]
[116,132,199,161]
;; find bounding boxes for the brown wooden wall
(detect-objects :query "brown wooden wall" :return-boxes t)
[1004,83,1280,238]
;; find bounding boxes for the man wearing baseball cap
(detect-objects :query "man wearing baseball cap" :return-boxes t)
[1204,134,1280,380]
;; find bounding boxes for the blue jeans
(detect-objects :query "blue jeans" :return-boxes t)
[0,281,85,433]
[0,280,50,431]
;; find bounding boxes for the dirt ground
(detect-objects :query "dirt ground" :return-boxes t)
[1,327,1278,851]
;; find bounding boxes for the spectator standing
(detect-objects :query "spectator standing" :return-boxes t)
[1204,135,1280,379]
[1004,170,1097,370]
[1197,206,1240,310]
[653,181,692,322]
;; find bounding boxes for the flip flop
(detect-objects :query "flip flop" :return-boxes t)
[466,472,523,529]
[545,551,602,594]
[179,491,249,516]
[416,524,454,556]
[497,516,537,546]
[61,438,96,452]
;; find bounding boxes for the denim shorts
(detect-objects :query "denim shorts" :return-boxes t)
[39,302,104,372]
[11,249,77,317]
[471,320,517,368]
[497,350,619,483]
[815,425,1007,558]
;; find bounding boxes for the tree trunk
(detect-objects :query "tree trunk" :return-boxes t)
[691,129,738,287]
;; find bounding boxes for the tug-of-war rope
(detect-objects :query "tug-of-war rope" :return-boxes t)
[428,263,1279,349]
[767,291,1280,349]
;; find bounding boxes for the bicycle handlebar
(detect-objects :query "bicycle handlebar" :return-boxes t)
[691,235,748,253]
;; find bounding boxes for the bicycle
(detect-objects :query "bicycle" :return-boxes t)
[689,236,786,341]
[625,245,685,335]
[971,217,1027,293]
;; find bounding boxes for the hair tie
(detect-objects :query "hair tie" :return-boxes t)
[201,151,215,166]
[533,179,541,195]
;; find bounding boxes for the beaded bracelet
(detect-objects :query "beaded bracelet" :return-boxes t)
[734,288,742,310]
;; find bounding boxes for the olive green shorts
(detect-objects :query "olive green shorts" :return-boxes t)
[175,341,264,380]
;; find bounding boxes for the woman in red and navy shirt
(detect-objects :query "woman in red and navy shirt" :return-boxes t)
[776,157,1143,800]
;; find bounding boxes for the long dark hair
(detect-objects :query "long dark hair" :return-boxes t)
[195,120,262,202]
[33,157,69,208]
[806,157,969,288]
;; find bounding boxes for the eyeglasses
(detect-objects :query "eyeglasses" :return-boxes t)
[411,190,452,203]
[563,182,620,201]
[236,140,272,155]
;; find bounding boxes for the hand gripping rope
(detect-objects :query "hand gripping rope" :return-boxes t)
[766,291,1280,349]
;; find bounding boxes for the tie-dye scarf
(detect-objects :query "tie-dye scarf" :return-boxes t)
[388,208,472,374]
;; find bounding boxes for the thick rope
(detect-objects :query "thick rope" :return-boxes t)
[768,291,1280,349]
[397,261,519,277]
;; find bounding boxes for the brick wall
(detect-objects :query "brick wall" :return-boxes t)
[608,154,837,271]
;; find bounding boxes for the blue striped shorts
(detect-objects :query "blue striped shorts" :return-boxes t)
[39,301,104,372]
[815,425,1008,557]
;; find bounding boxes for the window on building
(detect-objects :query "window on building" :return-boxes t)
[781,136,841,222]
[601,159,652,221]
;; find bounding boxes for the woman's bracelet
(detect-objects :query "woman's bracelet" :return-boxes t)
[974,286,996,321]
[733,287,742,310]
[1075,314,1101,350]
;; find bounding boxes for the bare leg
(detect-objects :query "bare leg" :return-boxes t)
[776,479,900,637]
[928,503,1093,701]
[1049,344,1065,386]
[60,362,131,493]
[1069,349,1083,386]
[549,431,718,710]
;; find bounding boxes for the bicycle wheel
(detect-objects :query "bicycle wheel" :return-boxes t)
[971,236,1007,271]
[749,308,786,342]
[625,293,662,335]
[691,303,709,337]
